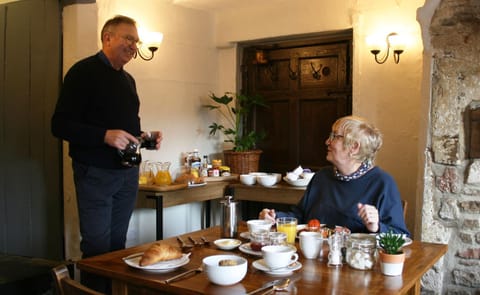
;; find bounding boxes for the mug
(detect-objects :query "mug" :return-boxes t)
[299,231,323,259]
[262,245,298,269]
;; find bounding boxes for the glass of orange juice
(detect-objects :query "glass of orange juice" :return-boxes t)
[276,217,298,244]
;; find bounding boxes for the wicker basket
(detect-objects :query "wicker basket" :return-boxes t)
[223,150,262,175]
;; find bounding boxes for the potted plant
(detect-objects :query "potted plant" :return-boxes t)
[204,91,267,174]
[378,229,406,276]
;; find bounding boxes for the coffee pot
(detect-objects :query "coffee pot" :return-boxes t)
[118,137,142,167]
[220,196,239,238]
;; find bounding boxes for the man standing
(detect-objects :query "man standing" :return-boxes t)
[51,15,162,293]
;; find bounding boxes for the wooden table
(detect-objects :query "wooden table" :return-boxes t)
[137,181,230,240]
[230,183,305,205]
[77,224,448,295]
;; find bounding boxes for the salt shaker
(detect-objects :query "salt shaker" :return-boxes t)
[328,232,343,267]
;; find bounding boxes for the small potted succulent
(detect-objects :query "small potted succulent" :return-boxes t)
[378,229,406,276]
[204,92,267,174]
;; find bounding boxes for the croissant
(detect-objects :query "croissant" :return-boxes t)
[139,243,182,266]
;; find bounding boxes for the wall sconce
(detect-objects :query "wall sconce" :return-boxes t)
[136,31,163,61]
[368,32,404,64]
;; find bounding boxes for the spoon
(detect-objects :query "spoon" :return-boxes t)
[177,236,193,252]
[260,278,290,295]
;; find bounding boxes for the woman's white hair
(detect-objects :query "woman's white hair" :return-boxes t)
[332,115,383,163]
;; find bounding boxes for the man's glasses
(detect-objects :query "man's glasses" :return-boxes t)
[328,132,344,141]
[121,35,141,47]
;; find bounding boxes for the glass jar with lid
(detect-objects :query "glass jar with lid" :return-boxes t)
[345,233,377,270]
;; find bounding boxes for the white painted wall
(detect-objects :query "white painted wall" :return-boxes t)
[63,0,431,256]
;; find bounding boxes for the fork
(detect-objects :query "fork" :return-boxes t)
[188,236,203,246]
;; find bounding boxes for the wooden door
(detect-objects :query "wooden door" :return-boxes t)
[0,0,62,259]
[242,32,352,173]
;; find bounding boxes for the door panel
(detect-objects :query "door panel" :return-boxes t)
[242,32,352,173]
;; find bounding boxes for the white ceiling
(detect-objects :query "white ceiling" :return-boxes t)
[171,0,255,11]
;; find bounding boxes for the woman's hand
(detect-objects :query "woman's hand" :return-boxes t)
[357,203,379,233]
[259,208,276,223]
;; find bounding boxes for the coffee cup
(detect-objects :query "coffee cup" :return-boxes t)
[247,219,272,234]
[142,131,160,150]
[299,231,323,259]
[262,245,298,269]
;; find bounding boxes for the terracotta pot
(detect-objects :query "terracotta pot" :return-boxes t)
[379,251,405,276]
[223,150,262,175]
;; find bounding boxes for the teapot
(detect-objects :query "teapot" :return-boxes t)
[153,162,172,186]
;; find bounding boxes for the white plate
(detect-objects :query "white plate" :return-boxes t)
[214,238,242,250]
[239,232,251,240]
[188,182,206,187]
[283,176,311,187]
[252,259,302,276]
[238,243,263,256]
[123,252,190,273]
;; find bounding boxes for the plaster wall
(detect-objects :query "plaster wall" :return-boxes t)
[63,0,431,263]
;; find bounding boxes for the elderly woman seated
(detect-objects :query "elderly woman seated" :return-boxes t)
[259,115,410,236]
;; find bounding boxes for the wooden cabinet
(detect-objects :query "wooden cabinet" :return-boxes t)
[242,32,352,173]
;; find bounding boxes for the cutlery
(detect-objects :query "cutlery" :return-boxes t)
[188,236,203,246]
[122,252,143,260]
[201,236,210,246]
[177,236,193,252]
[268,261,297,271]
[246,279,287,295]
[260,278,290,295]
[164,266,202,284]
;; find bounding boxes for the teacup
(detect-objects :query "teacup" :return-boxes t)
[299,231,323,259]
[262,245,298,269]
[247,219,273,234]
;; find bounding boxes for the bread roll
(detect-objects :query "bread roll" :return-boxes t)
[139,243,182,266]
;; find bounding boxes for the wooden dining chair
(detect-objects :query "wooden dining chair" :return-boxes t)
[402,199,407,219]
[51,265,104,295]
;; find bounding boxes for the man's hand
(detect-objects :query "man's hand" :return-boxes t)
[104,130,138,149]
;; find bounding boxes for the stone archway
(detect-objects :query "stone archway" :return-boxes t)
[419,0,480,293]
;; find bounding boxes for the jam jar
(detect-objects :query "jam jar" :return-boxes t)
[345,233,377,270]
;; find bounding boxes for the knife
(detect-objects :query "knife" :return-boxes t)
[164,266,202,284]
[245,279,282,295]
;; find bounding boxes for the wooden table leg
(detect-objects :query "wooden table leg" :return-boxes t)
[206,200,211,228]
[111,279,128,295]
[146,194,163,240]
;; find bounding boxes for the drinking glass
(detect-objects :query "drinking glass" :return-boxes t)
[276,217,297,244]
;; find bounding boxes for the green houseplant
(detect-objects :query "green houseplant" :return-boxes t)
[378,229,406,276]
[204,91,267,174]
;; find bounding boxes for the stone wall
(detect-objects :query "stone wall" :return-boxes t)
[422,0,480,293]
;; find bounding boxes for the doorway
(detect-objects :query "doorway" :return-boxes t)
[241,30,353,173]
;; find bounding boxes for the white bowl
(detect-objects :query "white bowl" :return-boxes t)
[240,174,256,185]
[283,176,312,187]
[249,172,267,177]
[257,174,277,187]
[202,255,247,286]
[214,238,242,250]
[247,219,273,233]
[268,173,282,184]
[301,172,315,180]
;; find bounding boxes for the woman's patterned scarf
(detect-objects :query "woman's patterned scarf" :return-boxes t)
[334,161,372,181]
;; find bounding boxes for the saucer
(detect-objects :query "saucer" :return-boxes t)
[252,259,302,276]
[238,243,262,256]
[239,232,251,239]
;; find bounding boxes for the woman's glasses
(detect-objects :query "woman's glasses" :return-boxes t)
[328,132,344,141]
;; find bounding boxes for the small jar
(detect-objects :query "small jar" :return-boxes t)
[269,232,287,245]
[345,233,377,270]
[250,230,270,251]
